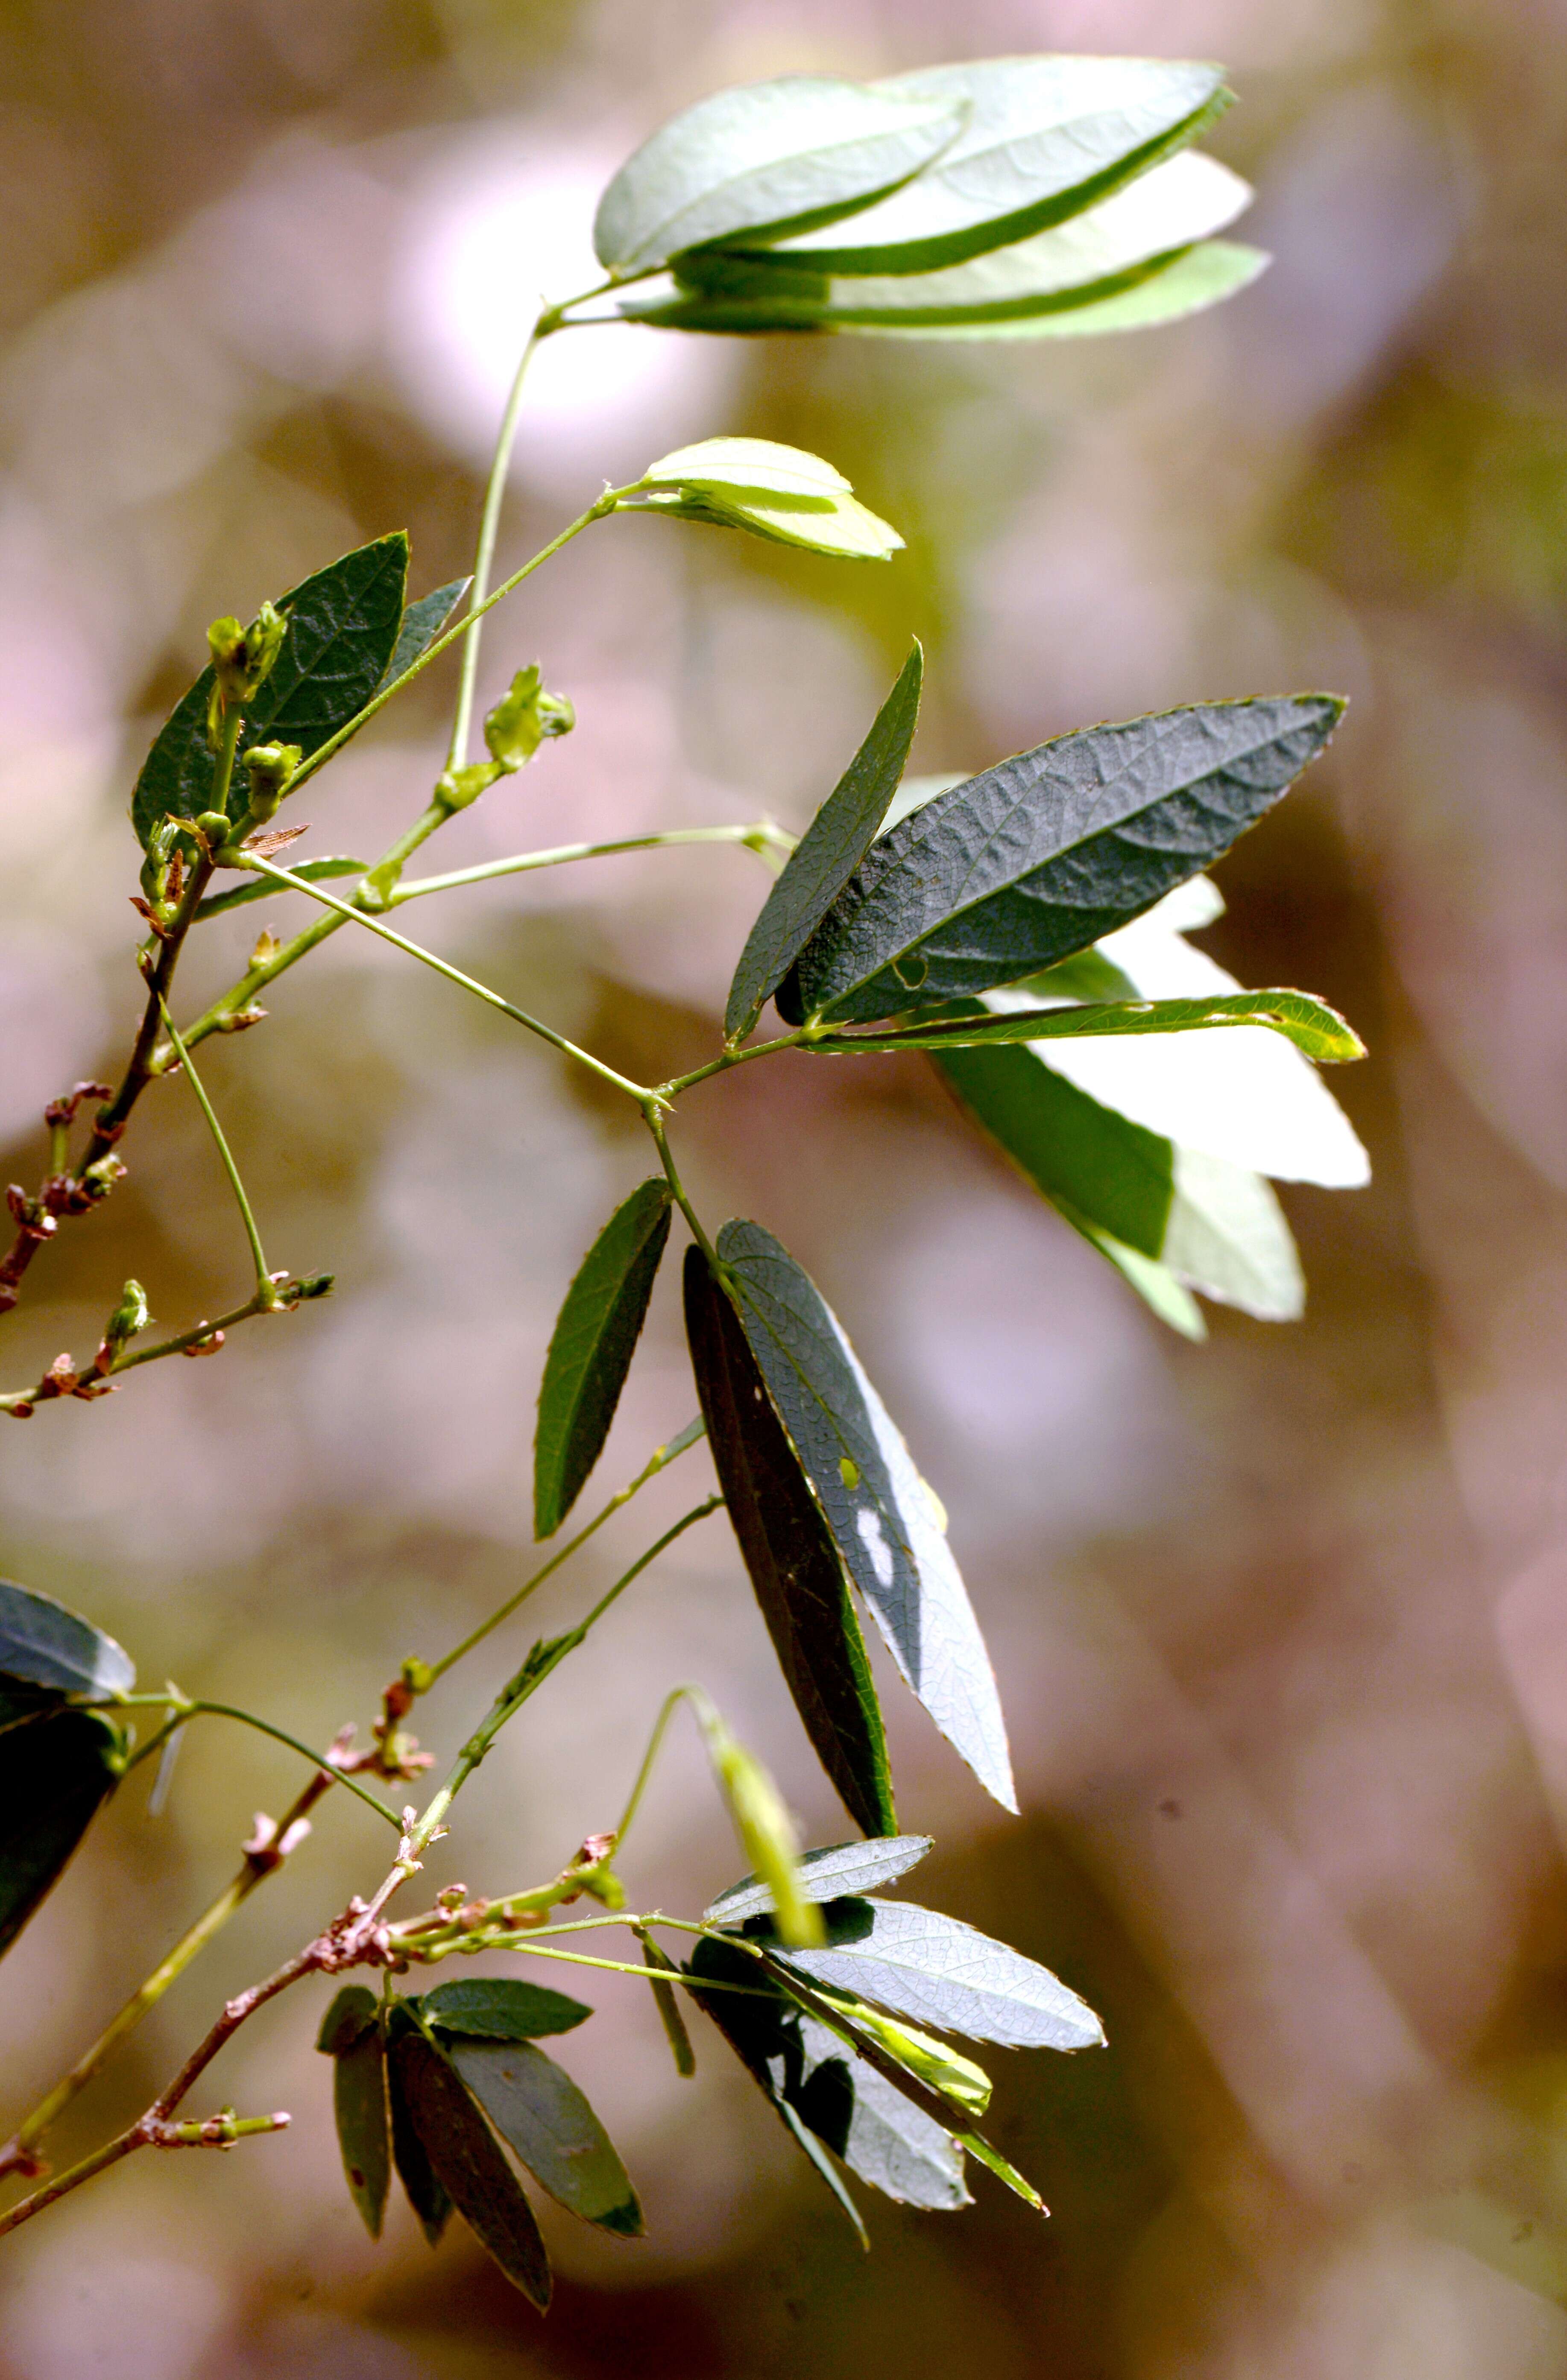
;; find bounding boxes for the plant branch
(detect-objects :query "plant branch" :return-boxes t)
[447,307,550,773]
[391,820,795,904]
[157,1000,276,1305]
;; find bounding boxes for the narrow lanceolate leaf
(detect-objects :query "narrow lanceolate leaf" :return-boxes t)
[392,2033,551,2305]
[955,2128,1047,2213]
[683,1248,896,1838]
[706,1833,933,1927]
[759,1896,1105,2050]
[712,56,1230,274]
[316,1989,390,2240]
[814,989,1364,1064]
[0,1709,121,1958]
[534,1179,673,1538]
[717,1220,1016,1812]
[448,2039,642,2237]
[379,576,471,692]
[0,1579,135,1700]
[130,534,410,848]
[419,1977,592,2042]
[778,696,1345,1025]
[687,1935,970,2213]
[593,78,967,275]
[726,645,923,1042]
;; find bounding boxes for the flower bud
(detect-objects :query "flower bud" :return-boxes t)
[240,741,302,827]
[206,600,288,743]
[483,665,575,773]
[104,1278,150,1357]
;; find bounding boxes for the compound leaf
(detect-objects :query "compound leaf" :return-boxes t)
[420,1977,592,2043]
[759,1896,1105,2050]
[391,2031,551,2305]
[0,1709,122,1958]
[726,644,922,1042]
[706,1833,933,1927]
[594,78,967,275]
[778,696,1344,1025]
[131,534,409,848]
[448,2039,641,2237]
[0,1579,134,1699]
[684,1248,895,1838]
[717,1220,1016,1812]
[534,1179,673,1538]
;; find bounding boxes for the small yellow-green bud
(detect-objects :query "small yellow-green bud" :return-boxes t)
[240,740,302,827]
[701,1713,823,1950]
[483,665,575,773]
[105,1278,150,1355]
[206,600,289,743]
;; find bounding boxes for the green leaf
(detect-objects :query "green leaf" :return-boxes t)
[726,645,923,1042]
[0,1579,134,1700]
[844,238,1268,341]
[758,1895,1105,2050]
[391,2032,552,2304]
[386,2022,452,2246]
[1085,1231,1206,1339]
[710,56,1231,275]
[686,1935,969,2213]
[193,854,367,924]
[814,1991,993,2117]
[593,77,967,275]
[715,1220,1015,1812]
[447,2039,643,2238]
[534,1179,674,1538]
[1161,1150,1303,1322]
[379,576,471,692]
[954,2128,1047,2213]
[420,1977,592,2042]
[0,1709,121,1959]
[814,988,1364,1064]
[316,1992,391,2241]
[683,1247,896,1838]
[706,1833,933,1926]
[628,485,902,561]
[640,437,853,497]
[780,696,1344,1026]
[130,534,410,849]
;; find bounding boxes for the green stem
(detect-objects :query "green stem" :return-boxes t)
[657,1028,808,1099]
[641,1107,718,1264]
[392,822,794,905]
[612,1684,693,1849]
[447,310,551,773]
[242,857,652,1105]
[0,2133,140,2232]
[156,999,275,1304]
[85,1701,399,1830]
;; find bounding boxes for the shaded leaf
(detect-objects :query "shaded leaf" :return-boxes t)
[131,535,409,848]
[392,2031,551,2304]
[717,1220,1015,1810]
[0,1710,120,1958]
[759,1895,1105,2050]
[316,1983,379,2055]
[331,2016,391,2240]
[386,2023,452,2246]
[714,56,1231,275]
[706,1833,933,1926]
[594,77,967,275]
[420,1977,592,2042]
[779,696,1344,1025]
[683,1248,895,1838]
[194,854,366,924]
[534,1179,673,1538]
[0,1579,134,1700]
[448,2039,642,2237]
[726,644,922,1041]
[639,1930,697,2076]
[380,576,471,691]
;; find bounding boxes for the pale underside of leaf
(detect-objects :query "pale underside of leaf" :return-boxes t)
[640,436,851,496]
[833,240,1268,341]
[0,1579,135,1699]
[706,1833,934,1926]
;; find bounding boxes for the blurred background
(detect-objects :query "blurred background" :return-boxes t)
[2,0,1566,2371]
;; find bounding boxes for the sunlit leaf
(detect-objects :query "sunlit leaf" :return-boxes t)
[844,240,1268,342]
[706,1833,933,1926]
[392,2031,551,2304]
[820,988,1363,1063]
[628,485,902,561]
[534,1179,673,1538]
[0,1579,134,1700]
[639,436,852,496]
[448,2039,642,2237]
[955,2127,1048,2212]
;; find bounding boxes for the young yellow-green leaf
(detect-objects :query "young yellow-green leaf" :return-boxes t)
[759,1895,1104,2050]
[694,1705,824,1950]
[629,485,902,561]
[812,989,1365,1064]
[594,77,967,275]
[419,1977,591,2042]
[818,1992,993,2117]
[534,1179,673,1538]
[779,696,1344,1026]
[955,2127,1048,2212]
[0,1579,134,1700]
[726,644,922,1042]
[0,1708,121,1959]
[683,1248,896,1839]
[130,535,410,848]
[379,576,471,693]
[639,436,852,497]
[710,56,1231,275]
[316,1990,390,2240]
[447,2039,642,2238]
[705,1833,933,1927]
[392,2032,551,2304]
[847,238,1268,342]
[716,1219,1016,1812]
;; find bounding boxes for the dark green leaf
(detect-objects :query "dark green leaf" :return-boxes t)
[716,1219,1015,1811]
[316,1982,379,2055]
[330,2017,391,2240]
[686,1935,968,2213]
[194,854,366,924]
[534,1179,674,1538]
[379,577,471,691]
[759,1895,1105,2050]
[725,644,922,1042]
[448,2039,642,2238]
[130,534,409,849]
[683,1247,895,1838]
[392,2032,551,2304]
[809,988,1364,1064]
[594,77,967,275]
[639,1932,697,2076]
[706,1833,933,1926]
[709,56,1230,275]
[777,695,1344,1024]
[420,1977,592,2042]
[386,2022,452,2246]
[0,1579,134,1700]
[0,1710,121,1958]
